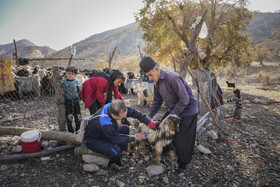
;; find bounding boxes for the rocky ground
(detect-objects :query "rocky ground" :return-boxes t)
[0,86,279,187]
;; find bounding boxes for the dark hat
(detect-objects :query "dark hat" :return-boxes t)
[140,56,157,73]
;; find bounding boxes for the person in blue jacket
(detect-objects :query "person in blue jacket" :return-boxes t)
[60,66,81,133]
[84,99,157,167]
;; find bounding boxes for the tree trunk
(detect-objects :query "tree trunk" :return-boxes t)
[0,126,80,145]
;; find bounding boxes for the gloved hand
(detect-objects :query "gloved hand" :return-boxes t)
[148,122,157,129]
[156,122,160,129]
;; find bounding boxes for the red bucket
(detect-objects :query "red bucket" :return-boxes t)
[21,130,41,153]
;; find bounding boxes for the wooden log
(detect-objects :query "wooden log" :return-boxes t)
[0,126,80,145]
[0,144,76,162]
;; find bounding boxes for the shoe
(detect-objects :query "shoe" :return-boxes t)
[236,120,242,123]
[170,168,187,180]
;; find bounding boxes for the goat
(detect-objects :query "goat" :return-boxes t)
[226,81,235,89]
[132,114,181,164]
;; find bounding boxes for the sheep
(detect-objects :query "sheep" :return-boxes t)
[124,79,139,95]
[134,82,154,106]
[16,74,41,98]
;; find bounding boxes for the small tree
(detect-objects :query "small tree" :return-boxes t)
[253,43,271,65]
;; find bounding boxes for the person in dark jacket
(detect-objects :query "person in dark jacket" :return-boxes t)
[85,99,157,167]
[139,56,199,180]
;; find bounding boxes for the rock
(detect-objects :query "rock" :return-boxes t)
[227,165,234,171]
[95,169,107,176]
[11,145,22,153]
[206,130,218,140]
[1,164,8,171]
[146,165,164,177]
[41,141,49,149]
[144,156,149,161]
[206,123,213,128]
[252,98,269,105]
[82,154,110,167]
[200,127,206,132]
[162,176,169,184]
[40,156,51,161]
[197,145,212,154]
[138,160,144,165]
[11,136,20,142]
[116,180,125,187]
[83,163,99,172]
[243,100,250,104]
[249,116,257,119]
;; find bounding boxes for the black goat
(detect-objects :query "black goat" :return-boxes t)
[226,81,235,89]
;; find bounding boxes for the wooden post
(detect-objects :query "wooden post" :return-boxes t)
[13,39,19,65]
[68,54,73,66]
[108,47,117,69]
[138,45,143,59]
[53,66,67,131]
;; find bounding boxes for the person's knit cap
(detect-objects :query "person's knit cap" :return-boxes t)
[140,56,157,73]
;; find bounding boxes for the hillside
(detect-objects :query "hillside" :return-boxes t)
[46,23,145,68]
[248,12,280,43]
[0,39,56,59]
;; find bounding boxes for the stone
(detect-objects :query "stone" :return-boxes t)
[197,145,212,154]
[162,176,169,184]
[116,180,125,187]
[83,163,99,172]
[146,165,164,177]
[227,165,234,171]
[206,130,218,140]
[144,156,149,161]
[11,145,22,153]
[82,154,110,167]
[95,169,107,176]
[252,98,269,105]
[1,164,8,171]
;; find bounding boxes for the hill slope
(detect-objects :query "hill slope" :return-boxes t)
[0,39,56,59]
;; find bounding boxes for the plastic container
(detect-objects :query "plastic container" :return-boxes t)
[21,130,41,153]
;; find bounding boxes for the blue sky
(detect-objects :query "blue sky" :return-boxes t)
[0,0,279,50]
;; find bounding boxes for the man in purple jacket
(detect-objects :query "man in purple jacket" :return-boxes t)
[140,56,199,180]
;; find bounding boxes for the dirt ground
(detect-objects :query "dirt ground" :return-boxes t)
[0,62,280,186]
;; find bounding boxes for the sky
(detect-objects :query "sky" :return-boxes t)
[0,0,279,51]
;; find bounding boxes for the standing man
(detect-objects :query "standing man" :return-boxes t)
[139,56,199,180]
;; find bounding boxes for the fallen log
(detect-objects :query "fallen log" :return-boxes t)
[0,127,80,145]
[0,144,76,162]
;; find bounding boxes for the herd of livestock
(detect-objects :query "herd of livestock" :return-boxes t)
[1,65,155,106]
